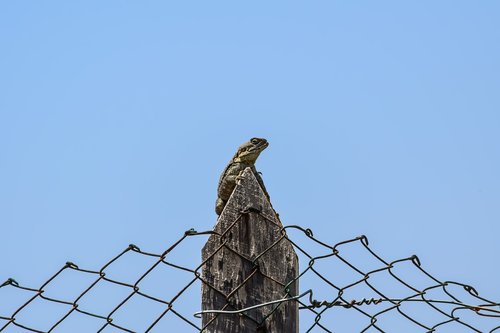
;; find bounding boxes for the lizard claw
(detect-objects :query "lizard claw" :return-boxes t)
[236,171,245,183]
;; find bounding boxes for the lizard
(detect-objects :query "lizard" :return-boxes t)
[215,137,269,215]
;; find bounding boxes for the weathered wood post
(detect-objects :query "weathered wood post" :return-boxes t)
[201,168,299,333]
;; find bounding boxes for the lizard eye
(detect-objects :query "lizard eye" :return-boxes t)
[251,138,259,144]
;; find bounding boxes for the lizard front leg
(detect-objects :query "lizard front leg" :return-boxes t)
[218,164,244,202]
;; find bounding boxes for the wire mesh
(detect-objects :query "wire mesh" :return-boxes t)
[1,211,499,332]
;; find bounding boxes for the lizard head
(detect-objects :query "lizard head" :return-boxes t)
[233,137,269,164]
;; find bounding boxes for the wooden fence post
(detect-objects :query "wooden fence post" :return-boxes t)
[201,167,299,333]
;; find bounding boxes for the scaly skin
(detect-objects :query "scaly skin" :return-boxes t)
[215,138,269,215]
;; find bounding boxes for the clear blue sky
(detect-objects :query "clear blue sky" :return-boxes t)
[1,1,499,332]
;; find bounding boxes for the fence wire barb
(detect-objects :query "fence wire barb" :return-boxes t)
[1,212,499,332]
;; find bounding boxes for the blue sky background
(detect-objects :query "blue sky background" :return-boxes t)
[1,1,499,332]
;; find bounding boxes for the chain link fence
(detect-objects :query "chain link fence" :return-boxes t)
[1,211,499,332]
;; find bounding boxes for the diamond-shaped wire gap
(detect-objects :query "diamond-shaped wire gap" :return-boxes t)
[299,302,378,333]
[361,267,421,301]
[308,251,366,290]
[8,296,72,333]
[296,262,342,306]
[369,303,435,333]
[136,256,198,304]
[395,296,466,331]
[332,236,389,274]
[43,307,105,333]
[146,278,202,332]
[106,292,168,333]
[0,284,38,318]
[38,265,99,303]
[386,256,440,293]
[75,278,133,319]
[99,247,160,287]
[146,305,200,333]
[160,231,208,270]
[421,285,462,313]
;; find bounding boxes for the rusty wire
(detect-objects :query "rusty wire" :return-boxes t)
[0,210,499,332]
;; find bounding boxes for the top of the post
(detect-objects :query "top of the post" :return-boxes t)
[215,167,281,231]
[202,168,299,333]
